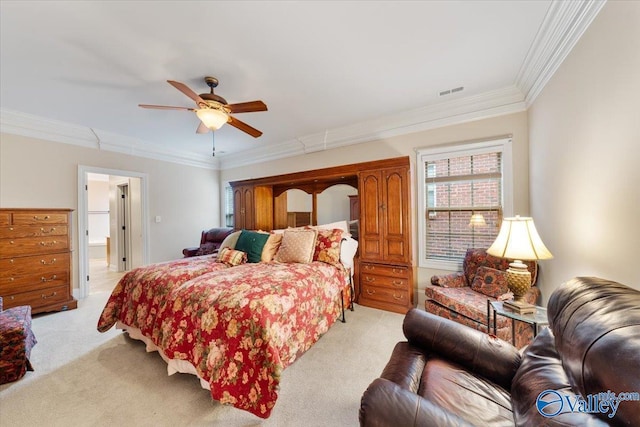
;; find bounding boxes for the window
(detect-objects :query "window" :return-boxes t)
[224,186,234,227]
[417,138,512,270]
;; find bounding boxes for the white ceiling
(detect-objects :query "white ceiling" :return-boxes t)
[0,1,602,169]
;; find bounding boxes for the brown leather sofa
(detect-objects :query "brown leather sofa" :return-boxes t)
[360,277,640,426]
[182,227,235,257]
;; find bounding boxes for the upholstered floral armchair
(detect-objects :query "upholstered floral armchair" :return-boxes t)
[425,248,540,348]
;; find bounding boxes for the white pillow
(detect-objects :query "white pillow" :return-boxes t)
[316,220,350,234]
[340,237,359,272]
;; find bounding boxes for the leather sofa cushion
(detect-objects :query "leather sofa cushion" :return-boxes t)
[511,327,608,426]
[419,358,514,427]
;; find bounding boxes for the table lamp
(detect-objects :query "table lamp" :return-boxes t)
[487,216,553,313]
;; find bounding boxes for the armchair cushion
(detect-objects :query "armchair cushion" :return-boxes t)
[470,266,509,298]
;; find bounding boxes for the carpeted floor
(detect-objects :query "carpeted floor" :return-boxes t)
[0,290,406,426]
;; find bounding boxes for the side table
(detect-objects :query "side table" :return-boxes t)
[487,300,549,346]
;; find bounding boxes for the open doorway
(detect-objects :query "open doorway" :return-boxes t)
[78,166,149,299]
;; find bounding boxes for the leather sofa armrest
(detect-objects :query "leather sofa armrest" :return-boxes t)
[360,378,475,427]
[430,272,467,287]
[182,247,199,257]
[403,309,521,390]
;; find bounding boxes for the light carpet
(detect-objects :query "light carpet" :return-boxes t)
[0,292,405,426]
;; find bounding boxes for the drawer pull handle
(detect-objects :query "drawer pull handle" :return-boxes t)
[40,240,57,246]
[41,275,58,282]
[40,227,56,234]
[365,277,375,282]
[364,265,375,271]
[34,215,51,221]
[41,291,57,299]
[41,258,57,265]
[392,293,404,301]
[366,289,376,295]
[392,280,404,286]
[392,268,404,274]
[10,240,14,244]
[9,296,15,300]
[9,277,15,281]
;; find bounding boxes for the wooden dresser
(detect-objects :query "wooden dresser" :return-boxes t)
[0,208,77,314]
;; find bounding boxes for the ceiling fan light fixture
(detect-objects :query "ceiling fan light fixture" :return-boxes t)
[196,108,229,130]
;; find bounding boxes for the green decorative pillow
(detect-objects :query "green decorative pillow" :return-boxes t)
[234,230,270,263]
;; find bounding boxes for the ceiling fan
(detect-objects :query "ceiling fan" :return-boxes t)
[139,76,267,138]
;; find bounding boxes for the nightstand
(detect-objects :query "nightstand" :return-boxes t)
[487,300,549,346]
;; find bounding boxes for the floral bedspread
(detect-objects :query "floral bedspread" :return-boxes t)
[97,260,349,418]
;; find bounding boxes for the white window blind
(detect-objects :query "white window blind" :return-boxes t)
[417,138,512,269]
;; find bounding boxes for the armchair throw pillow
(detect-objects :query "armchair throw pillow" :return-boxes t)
[471,266,509,298]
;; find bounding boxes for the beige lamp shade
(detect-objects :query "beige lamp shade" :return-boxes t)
[487,216,552,307]
[196,108,229,130]
[487,216,553,261]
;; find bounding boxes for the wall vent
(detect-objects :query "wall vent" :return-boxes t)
[439,86,465,97]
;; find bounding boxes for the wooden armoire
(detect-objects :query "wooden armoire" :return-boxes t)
[229,156,415,314]
[356,158,414,314]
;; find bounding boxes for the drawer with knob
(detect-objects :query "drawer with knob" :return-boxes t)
[0,225,68,239]
[360,283,409,306]
[0,235,69,257]
[360,273,408,290]
[1,284,70,310]
[11,213,69,225]
[360,262,410,279]
[0,270,69,294]
[0,253,70,278]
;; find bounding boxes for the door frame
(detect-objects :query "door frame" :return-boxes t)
[77,165,149,299]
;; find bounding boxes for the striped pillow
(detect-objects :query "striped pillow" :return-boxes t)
[216,247,247,266]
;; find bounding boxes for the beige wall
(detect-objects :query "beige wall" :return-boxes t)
[0,133,222,291]
[529,1,640,303]
[221,111,531,306]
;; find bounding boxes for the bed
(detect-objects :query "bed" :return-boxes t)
[97,227,356,418]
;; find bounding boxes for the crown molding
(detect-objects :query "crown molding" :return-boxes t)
[0,109,220,170]
[219,85,526,169]
[516,0,606,106]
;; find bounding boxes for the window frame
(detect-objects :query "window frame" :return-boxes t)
[416,137,513,270]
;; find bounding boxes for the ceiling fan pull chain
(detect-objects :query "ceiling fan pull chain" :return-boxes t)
[212,132,216,157]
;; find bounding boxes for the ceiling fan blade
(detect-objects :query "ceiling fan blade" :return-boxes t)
[167,80,207,106]
[196,121,210,134]
[139,104,194,111]
[228,116,263,138]
[226,100,268,114]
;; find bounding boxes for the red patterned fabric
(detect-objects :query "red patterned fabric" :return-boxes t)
[98,260,349,418]
[426,248,540,349]
[0,303,36,384]
[312,228,343,267]
[471,266,509,298]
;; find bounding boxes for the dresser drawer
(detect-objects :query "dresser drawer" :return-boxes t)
[0,235,69,257]
[360,262,410,278]
[0,270,69,294]
[360,283,409,306]
[1,284,70,310]
[0,225,68,239]
[0,213,10,226]
[0,253,70,278]
[12,212,69,225]
[360,273,408,290]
